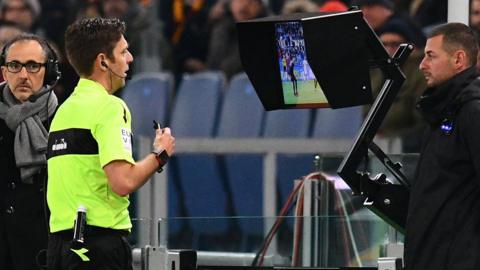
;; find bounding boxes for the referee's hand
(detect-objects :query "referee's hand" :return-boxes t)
[153,124,175,156]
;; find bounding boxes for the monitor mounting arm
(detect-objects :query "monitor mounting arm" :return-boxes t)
[337,43,414,233]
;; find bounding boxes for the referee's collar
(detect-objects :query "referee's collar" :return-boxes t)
[75,78,109,95]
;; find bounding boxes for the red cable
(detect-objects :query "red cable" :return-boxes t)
[257,179,305,266]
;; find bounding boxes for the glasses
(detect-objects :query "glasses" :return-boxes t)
[4,61,46,73]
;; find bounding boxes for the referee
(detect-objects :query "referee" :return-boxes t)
[46,17,175,269]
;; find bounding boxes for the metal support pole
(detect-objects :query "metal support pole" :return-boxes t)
[448,0,469,24]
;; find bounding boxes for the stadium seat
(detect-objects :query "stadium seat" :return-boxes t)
[261,109,316,255]
[216,73,265,248]
[311,106,363,173]
[121,72,174,137]
[168,71,231,249]
[312,106,363,139]
[263,109,312,138]
[170,71,225,137]
[262,109,316,214]
[216,73,264,138]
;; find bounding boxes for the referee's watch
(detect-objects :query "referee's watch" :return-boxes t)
[152,149,170,173]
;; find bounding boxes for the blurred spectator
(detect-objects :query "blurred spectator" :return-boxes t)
[46,41,78,105]
[0,21,23,82]
[319,0,348,12]
[392,0,412,13]
[206,0,268,79]
[73,0,102,18]
[0,0,42,33]
[33,1,80,105]
[0,21,23,49]
[268,0,287,14]
[470,0,480,34]
[100,0,150,62]
[38,1,76,50]
[101,0,129,18]
[159,0,216,80]
[472,0,480,73]
[99,0,174,76]
[281,0,319,14]
[365,18,427,152]
[409,0,447,28]
[351,0,395,30]
[209,0,229,23]
[352,0,425,45]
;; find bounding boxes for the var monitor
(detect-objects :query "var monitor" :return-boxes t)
[237,10,375,111]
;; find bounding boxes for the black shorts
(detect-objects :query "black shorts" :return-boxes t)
[47,226,132,270]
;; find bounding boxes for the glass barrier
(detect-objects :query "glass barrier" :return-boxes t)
[128,153,418,268]
[156,214,397,268]
[129,218,154,248]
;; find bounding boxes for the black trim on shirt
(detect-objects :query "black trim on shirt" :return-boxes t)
[47,128,98,159]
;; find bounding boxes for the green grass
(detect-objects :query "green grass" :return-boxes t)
[282,79,327,104]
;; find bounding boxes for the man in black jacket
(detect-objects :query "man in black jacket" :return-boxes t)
[405,22,480,270]
[0,34,58,270]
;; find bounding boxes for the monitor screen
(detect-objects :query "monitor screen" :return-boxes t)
[275,21,329,108]
[237,11,373,110]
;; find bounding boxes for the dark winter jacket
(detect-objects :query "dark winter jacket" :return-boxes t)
[405,66,480,270]
[0,85,51,188]
[0,85,51,269]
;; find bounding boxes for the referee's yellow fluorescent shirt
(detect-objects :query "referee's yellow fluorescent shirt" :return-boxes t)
[47,78,134,233]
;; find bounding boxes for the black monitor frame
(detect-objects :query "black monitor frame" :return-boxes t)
[237,10,374,110]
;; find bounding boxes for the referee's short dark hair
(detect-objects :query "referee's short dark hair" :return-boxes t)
[65,17,126,77]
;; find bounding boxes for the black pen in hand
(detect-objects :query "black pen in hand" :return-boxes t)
[153,120,164,133]
[153,120,159,130]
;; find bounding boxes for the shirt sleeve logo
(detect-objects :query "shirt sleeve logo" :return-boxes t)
[121,128,132,153]
[52,138,68,151]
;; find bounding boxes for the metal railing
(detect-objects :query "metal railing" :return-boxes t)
[134,136,405,246]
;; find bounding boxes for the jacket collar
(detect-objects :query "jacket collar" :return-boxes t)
[417,66,478,125]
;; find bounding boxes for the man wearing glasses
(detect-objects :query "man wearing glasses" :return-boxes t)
[0,34,58,270]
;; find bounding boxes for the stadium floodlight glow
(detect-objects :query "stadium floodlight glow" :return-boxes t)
[237,10,379,110]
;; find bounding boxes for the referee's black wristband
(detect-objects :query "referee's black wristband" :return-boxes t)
[152,150,169,173]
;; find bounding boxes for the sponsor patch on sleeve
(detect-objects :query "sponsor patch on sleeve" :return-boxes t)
[121,128,132,153]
